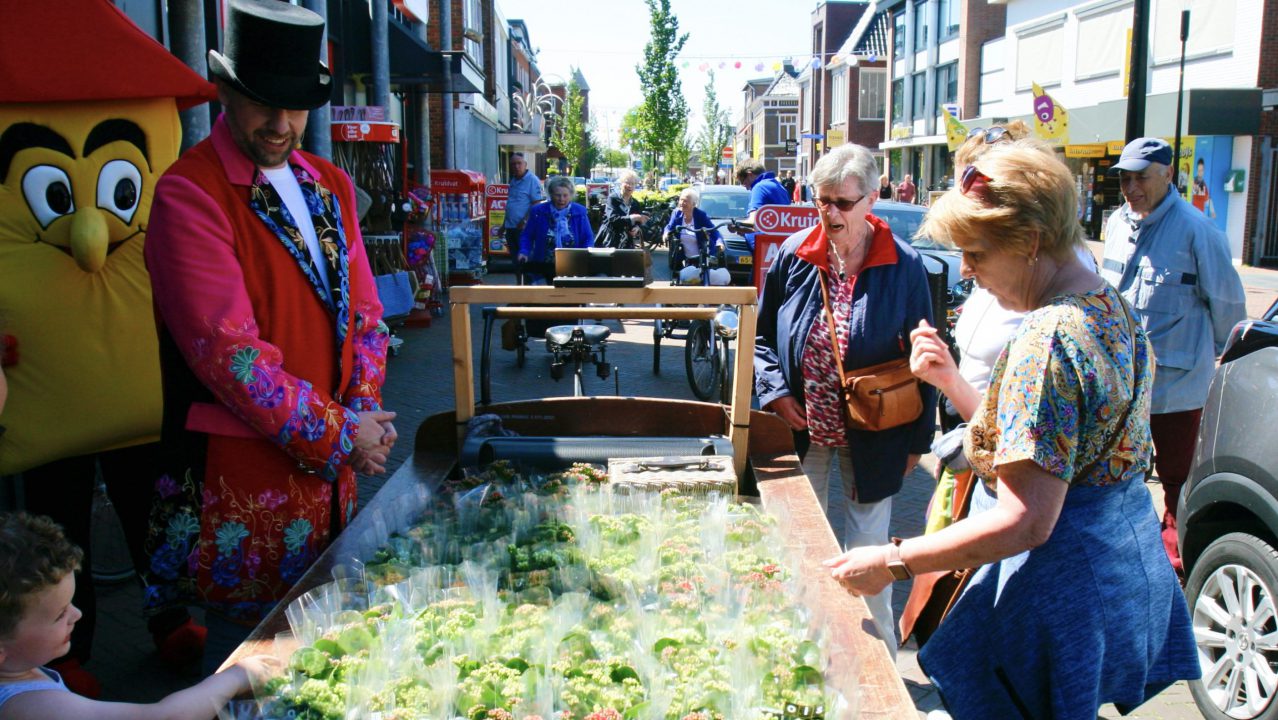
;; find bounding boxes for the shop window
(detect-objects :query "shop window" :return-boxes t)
[1153,0,1236,62]
[914,0,928,51]
[912,71,927,119]
[892,77,905,123]
[859,67,887,120]
[1015,23,1064,90]
[831,68,848,125]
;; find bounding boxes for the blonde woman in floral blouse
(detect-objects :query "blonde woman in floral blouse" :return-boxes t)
[824,140,1198,719]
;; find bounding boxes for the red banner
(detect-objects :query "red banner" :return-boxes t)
[751,205,820,290]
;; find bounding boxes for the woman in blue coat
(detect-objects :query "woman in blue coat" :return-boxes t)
[517,175,592,283]
[754,143,937,656]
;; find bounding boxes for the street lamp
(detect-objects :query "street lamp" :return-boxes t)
[1172,9,1190,193]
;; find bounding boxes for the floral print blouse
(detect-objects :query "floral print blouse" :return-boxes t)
[965,285,1153,488]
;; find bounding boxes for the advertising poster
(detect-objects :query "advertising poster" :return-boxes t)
[486,183,509,256]
[751,205,821,292]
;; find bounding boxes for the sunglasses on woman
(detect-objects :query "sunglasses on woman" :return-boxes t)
[812,193,866,212]
[966,126,1010,145]
[960,164,994,196]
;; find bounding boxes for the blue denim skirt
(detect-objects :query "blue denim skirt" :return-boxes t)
[918,477,1199,719]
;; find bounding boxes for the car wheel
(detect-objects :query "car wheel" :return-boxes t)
[1186,531,1278,720]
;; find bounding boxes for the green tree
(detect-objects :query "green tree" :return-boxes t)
[551,77,588,176]
[636,0,688,170]
[667,121,693,176]
[697,70,734,177]
[619,105,647,158]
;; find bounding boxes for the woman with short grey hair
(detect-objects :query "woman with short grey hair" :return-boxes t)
[754,143,937,658]
[600,170,649,248]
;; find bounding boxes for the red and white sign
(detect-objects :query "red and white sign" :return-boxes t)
[722,146,734,160]
[586,182,610,200]
[331,121,400,143]
[752,204,820,290]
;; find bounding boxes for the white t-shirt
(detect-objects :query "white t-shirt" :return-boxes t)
[262,166,331,296]
[954,245,1100,391]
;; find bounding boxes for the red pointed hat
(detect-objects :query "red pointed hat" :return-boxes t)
[0,0,215,110]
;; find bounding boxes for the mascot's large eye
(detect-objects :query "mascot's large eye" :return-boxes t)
[21,164,75,229]
[97,159,142,225]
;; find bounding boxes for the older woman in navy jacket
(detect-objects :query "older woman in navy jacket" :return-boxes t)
[754,143,936,656]
[517,176,593,283]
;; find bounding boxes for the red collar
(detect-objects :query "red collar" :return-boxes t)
[211,113,323,187]
[795,214,898,273]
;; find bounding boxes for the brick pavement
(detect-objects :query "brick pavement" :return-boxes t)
[84,250,1278,716]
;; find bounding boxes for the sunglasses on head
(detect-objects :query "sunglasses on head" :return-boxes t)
[960,165,994,196]
[966,126,1010,145]
[813,193,866,212]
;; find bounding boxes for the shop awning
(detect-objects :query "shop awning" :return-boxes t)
[498,132,547,152]
[333,2,484,94]
[879,133,946,150]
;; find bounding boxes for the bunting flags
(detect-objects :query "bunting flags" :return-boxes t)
[1031,82,1070,146]
[942,106,969,152]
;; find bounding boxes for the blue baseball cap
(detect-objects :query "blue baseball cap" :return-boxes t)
[1109,137,1173,173]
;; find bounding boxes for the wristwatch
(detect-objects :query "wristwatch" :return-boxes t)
[886,538,913,581]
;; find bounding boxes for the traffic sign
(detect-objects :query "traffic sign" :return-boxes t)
[722,146,734,160]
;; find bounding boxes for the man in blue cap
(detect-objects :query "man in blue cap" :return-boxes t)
[1099,137,1245,572]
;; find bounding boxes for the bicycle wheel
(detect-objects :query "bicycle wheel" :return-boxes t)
[717,336,733,405]
[685,320,720,401]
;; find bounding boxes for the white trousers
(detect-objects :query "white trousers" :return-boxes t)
[801,443,896,659]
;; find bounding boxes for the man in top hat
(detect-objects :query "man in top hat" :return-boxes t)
[1099,137,1245,572]
[143,0,396,671]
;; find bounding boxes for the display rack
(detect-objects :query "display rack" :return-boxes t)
[430,169,488,290]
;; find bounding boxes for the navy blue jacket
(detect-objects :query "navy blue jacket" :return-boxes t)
[518,202,593,262]
[754,216,937,503]
[664,207,723,254]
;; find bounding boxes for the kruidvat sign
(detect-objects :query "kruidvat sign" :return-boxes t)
[754,205,820,234]
[752,205,820,290]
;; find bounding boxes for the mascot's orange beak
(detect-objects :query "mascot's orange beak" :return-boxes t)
[68,208,109,273]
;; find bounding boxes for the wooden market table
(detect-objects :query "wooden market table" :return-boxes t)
[225,284,916,719]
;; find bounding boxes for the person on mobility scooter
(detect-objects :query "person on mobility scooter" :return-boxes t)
[665,187,731,286]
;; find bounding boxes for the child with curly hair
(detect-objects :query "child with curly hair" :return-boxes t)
[0,512,274,719]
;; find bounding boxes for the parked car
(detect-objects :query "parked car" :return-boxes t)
[1179,297,1278,720]
[658,176,683,192]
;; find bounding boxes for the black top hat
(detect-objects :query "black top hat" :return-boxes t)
[208,0,332,111]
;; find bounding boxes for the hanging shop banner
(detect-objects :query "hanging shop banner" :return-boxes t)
[1031,82,1069,146]
[1065,144,1107,158]
[826,128,845,148]
[1107,140,1127,155]
[752,205,821,290]
[942,106,969,152]
[486,183,509,256]
[331,121,400,143]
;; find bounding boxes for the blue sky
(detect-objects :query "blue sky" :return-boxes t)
[497,0,817,145]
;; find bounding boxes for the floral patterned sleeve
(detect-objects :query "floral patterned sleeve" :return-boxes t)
[989,311,1084,483]
[146,174,359,480]
[336,181,389,413]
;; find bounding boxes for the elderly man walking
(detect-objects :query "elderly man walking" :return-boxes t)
[504,152,544,256]
[143,0,396,671]
[1100,137,1246,572]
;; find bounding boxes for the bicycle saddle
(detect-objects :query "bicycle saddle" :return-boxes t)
[544,324,610,347]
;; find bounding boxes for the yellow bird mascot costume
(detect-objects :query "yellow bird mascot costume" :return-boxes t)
[0,0,215,693]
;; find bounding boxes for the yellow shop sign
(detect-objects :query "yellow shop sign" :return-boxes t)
[1065,143,1107,158]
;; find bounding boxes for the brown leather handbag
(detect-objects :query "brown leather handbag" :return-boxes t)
[819,272,923,432]
[899,468,976,647]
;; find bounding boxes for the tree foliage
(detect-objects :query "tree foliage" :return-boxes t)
[635,0,688,170]
[550,77,588,176]
[696,70,734,176]
[667,121,693,176]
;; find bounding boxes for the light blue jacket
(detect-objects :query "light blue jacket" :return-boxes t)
[1100,185,1246,413]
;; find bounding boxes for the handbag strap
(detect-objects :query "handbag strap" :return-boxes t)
[818,271,851,390]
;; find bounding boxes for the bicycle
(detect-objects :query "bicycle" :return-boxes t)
[660,221,739,403]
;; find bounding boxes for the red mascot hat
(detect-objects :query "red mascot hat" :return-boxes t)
[0,0,215,108]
